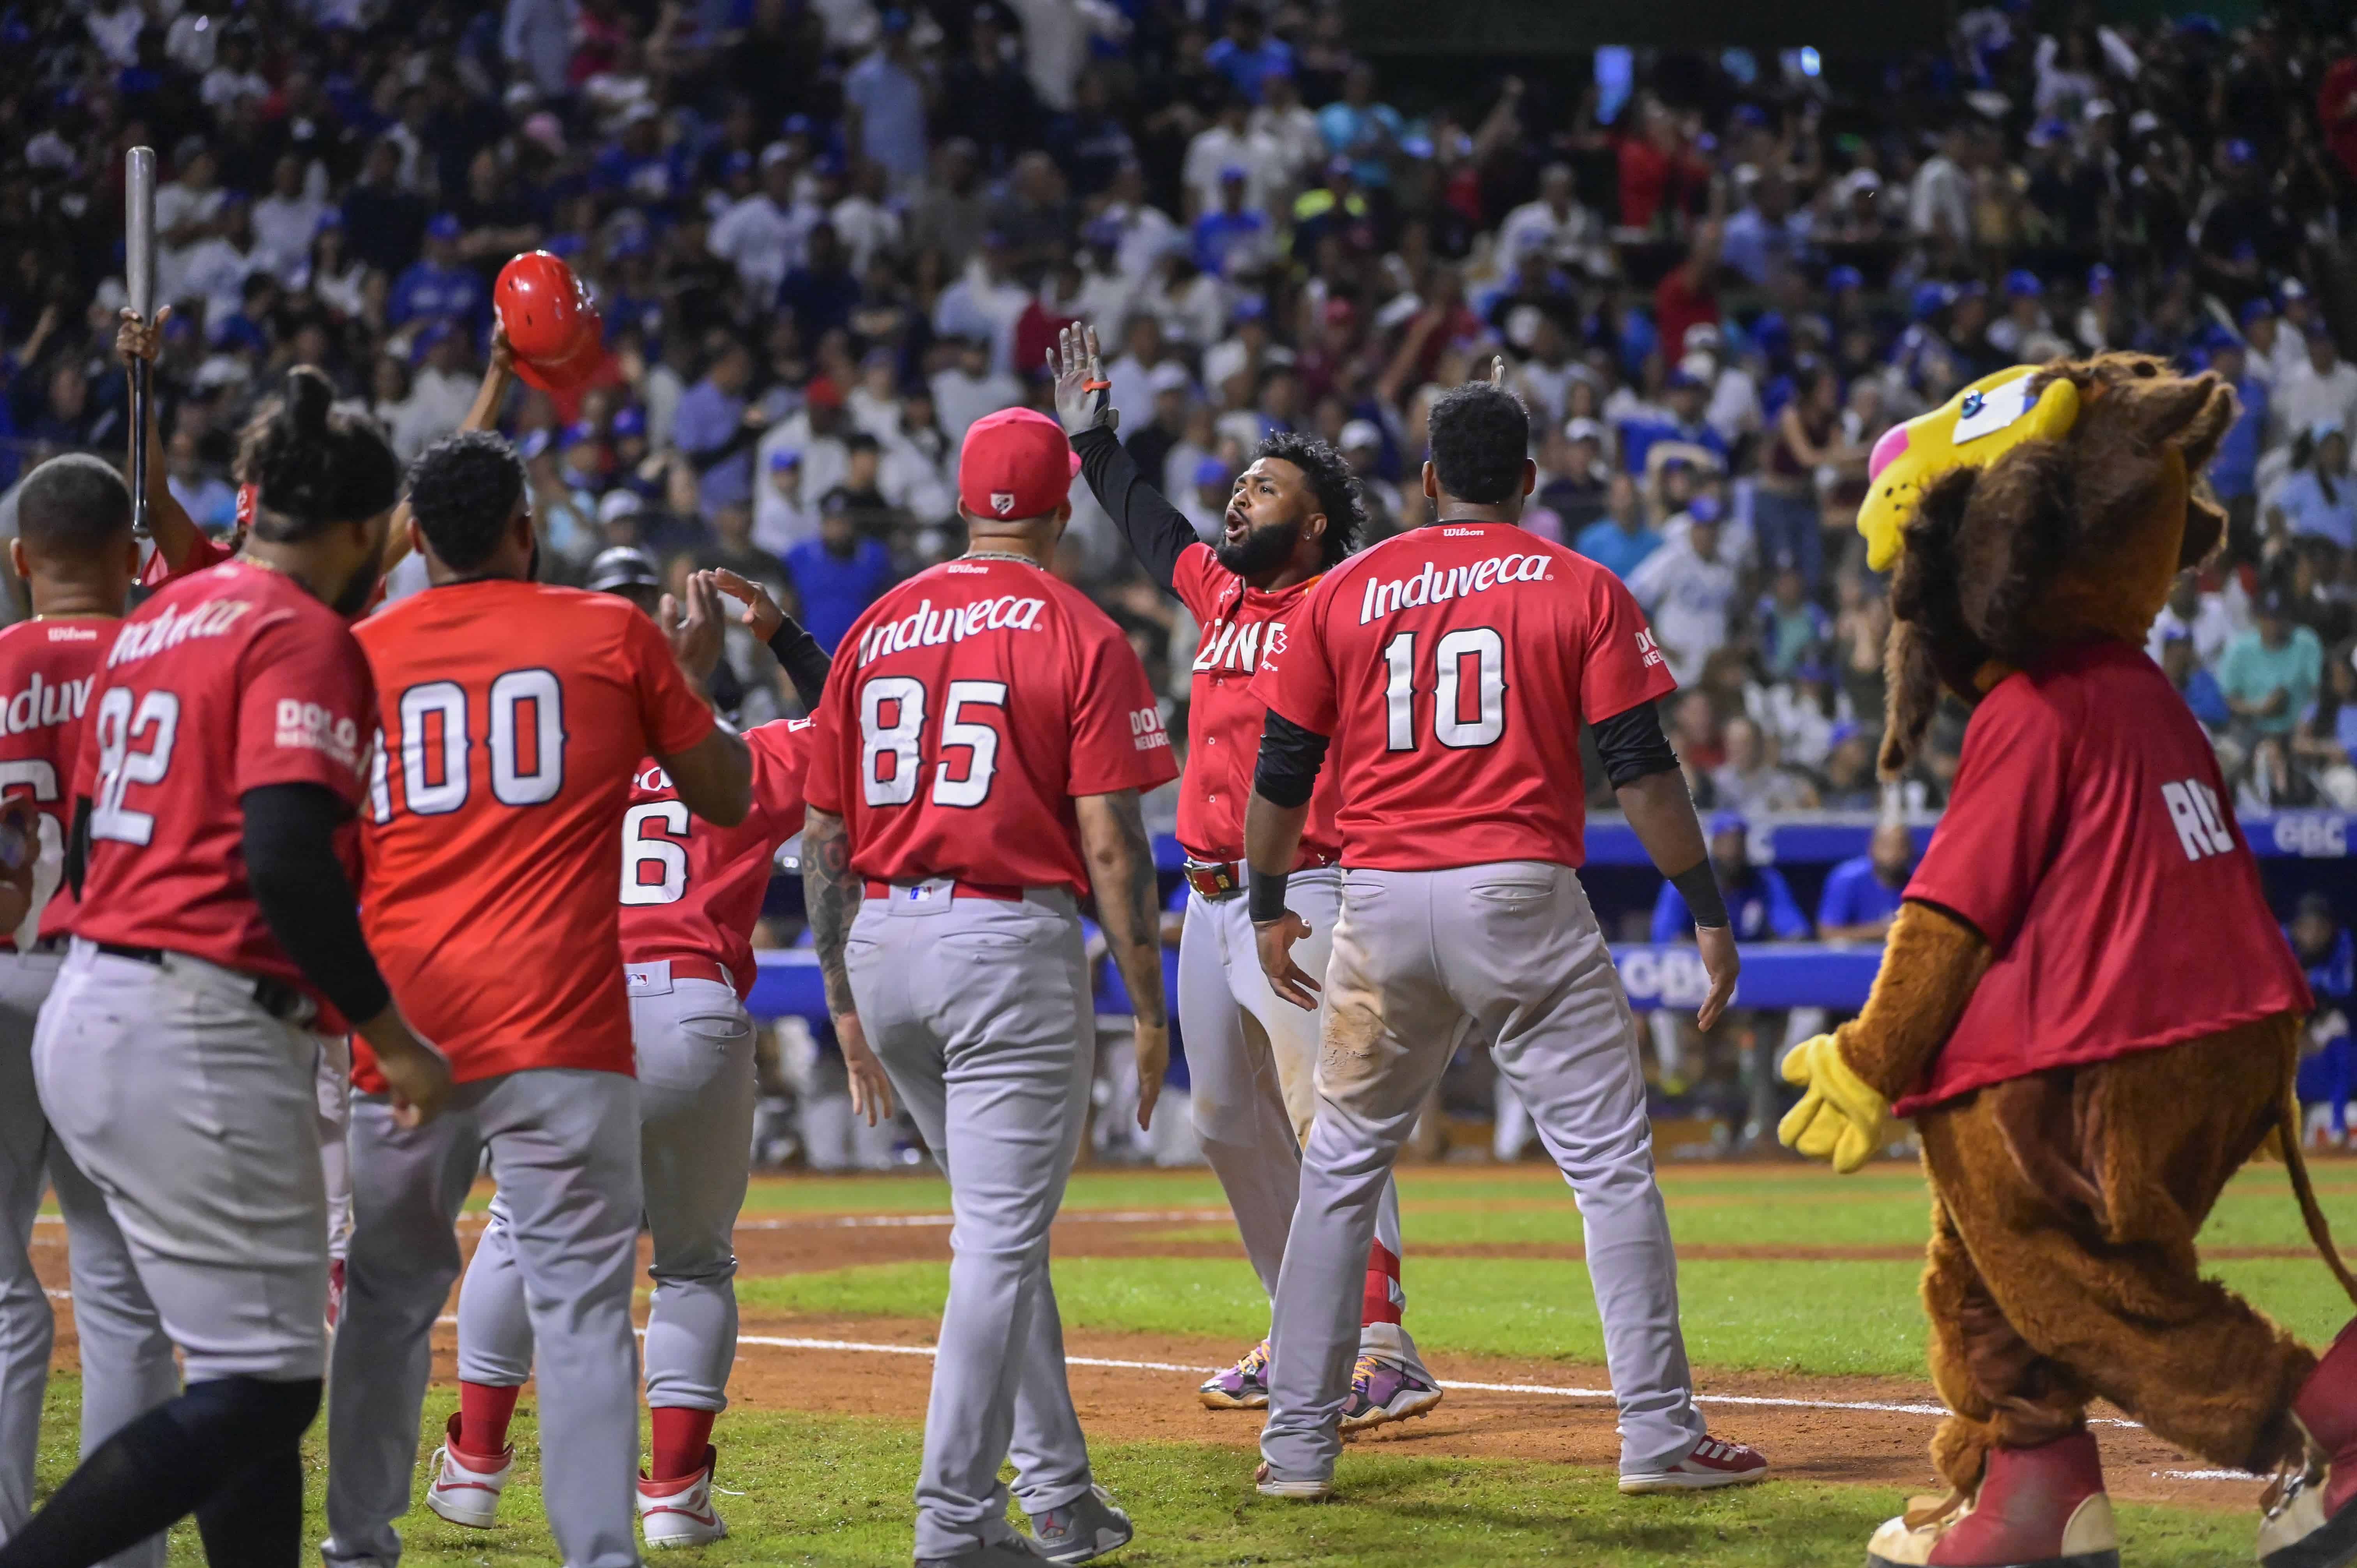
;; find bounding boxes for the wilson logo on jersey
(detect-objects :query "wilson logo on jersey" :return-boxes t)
[1192,618,1283,675]
[108,599,253,665]
[855,595,1048,667]
[1356,553,1552,625]
[0,671,93,735]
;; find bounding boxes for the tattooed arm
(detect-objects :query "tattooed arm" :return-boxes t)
[800,805,894,1125]
[1075,788,1169,1130]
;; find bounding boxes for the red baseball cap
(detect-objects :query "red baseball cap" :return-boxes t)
[958,407,1077,523]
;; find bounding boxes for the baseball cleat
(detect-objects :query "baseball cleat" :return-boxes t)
[1339,1352,1445,1433]
[638,1444,728,1548]
[916,1538,1046,1566]
[1199,1339,1271,1410]
[1617,1434,1770,1494]
[2262,1317,2357,1568]
[1028,1483,1133,1563]
[423,1412,513,1528]
[1254,1461,1333,1501]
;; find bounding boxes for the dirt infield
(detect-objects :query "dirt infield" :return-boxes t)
[24,1207,2272,1515]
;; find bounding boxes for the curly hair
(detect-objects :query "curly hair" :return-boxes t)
[1427,381,1530,506]
[405,430,527,572]
[235,366,400,542]
[1256,431,1364,566]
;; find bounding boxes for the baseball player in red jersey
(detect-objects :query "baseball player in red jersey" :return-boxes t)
[801,408,1175,1568]
[0,457,177,1568]
[1242,370,1766,1501]
[1050,324,1439,1426]
[439,558,850,1550]
[322,431,750,1568]
[7,371,451,1568]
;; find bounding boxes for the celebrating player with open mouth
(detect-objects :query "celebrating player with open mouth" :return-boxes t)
[1051,322,1441,1430]
[1243,366,1767,1503]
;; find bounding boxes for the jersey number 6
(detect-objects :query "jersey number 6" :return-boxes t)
[859,676,1007,809]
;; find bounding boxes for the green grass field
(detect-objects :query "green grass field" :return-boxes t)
[40,1160,2357,1565]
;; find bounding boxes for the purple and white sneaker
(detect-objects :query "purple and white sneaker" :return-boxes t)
[1340,1352,1445,1433]
[1199,1339,1271,1410]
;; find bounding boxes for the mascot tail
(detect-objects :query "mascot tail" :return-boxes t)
[2283,1085,2357,1307]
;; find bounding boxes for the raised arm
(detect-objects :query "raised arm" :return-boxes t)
[1075,787,1170,1130]
[114,307,202,569]
[706,567,831,708]
[652,572,753,826]
[1051,323,1198,592]
[380,325,515,575]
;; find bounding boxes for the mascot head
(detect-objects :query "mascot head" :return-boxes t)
[1859,353,2237,775]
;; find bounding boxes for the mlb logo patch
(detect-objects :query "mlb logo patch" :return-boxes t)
[992,492,1016,516]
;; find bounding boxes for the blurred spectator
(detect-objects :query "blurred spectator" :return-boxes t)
[1627,494,1734,683]
[2279,325,2357,447]
[1711,715,1817,814]
[785,489,895,653]
[674,341,766,521]
[2291,892,2355,1145]
[2222,586,2325,741]
[846,11,930,196]
[1817,821,1917,943]
[1574,471,1661,581]
[2271,422,2357,551]
[2148,571,2237,668]
[2162,629,2232,733]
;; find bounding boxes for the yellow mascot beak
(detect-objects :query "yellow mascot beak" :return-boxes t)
[1855,367,2083,572]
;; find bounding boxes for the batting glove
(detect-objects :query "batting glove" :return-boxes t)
[1777,1033,1894,1175]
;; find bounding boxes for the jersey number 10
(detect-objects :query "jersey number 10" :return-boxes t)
[1382,627,1505,752]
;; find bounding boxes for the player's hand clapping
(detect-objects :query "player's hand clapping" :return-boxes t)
[1254,909,1323,1012]
[1048,323,1118,438]
[356,1008,454,1129]
[661,569,727,686]
[705,567,785,643]
[834,1010,896,1127]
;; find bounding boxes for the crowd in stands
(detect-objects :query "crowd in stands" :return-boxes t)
[4,0,2357,1140]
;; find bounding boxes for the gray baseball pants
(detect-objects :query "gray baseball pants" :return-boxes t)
[1260,863,1707,1485]
[0,948,176,1568]
[323,1068,642,1568]
[458,968,756,1417]
[846,884,1099,1560]
[1177,870,1405,1312]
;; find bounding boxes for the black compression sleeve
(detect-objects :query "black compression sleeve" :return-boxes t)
[241,783,392,1024]
[1593,699,1681,788]
[1253,709,1330,809]
[1072,426,1201,591]
[767,616,832,708]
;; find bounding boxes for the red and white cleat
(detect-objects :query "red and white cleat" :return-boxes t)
[423,1412,513,1529]
[1866,1430,2116,1568]
[639,1444,728,1549]
[1618,1434,1770,1494]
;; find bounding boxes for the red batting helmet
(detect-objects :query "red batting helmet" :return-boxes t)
[495,251,605,393]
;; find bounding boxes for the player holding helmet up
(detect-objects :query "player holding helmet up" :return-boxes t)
[1049,323,1439,1429]
[1244,366,1767,1502]
[437,557,848,1551]
[801,407,1175,1567]
[7,369,450,1568]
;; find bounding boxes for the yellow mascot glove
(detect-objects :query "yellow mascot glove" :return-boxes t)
[1777,1033,1893,1175]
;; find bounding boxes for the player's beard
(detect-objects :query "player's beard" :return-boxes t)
[1214,513,1305,577]
[332,554,384,619]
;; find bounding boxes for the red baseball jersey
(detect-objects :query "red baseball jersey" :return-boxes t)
[1170,542,1340,868]
[0,619,120,948]
[70,561,376,1001]
[1894,640,2311,1115]
[1250,522,1675,871]
[139,527,235,588]
[620,717,812,998]
[804,556,1178,893]
[354,580,717,1088]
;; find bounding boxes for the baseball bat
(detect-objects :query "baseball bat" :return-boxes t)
[125,146,156,538]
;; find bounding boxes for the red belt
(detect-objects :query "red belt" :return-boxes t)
[1182,860,1244,901]
[627,955,733,987]
[864,879,1023,902]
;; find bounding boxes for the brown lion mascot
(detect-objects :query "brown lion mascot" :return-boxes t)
[1776,354,2357,1568]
